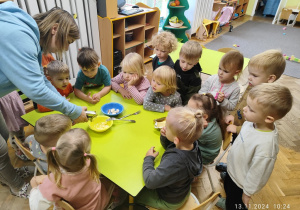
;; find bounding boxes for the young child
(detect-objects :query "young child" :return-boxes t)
[199,50,244,112]
[216,83,293,210]
[111,52,150,105]
[143,66,182,112]
[29,128,113,210]
[226,49,286,135]
[25,114,72,174]
[174,40,202,105]
[187,93,225,165]
[74,47,111,104]
[135,107,204,209]
[151,31,178,71]
[37,60,73,112]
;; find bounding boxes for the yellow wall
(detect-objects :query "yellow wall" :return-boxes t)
[286,0,300,8]
[246,0,256,16]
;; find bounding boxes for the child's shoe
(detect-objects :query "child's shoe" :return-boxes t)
[15,149,29,161]
[216,197,226,210]
[108,187,128,209]
[10,182,31,199]
[15,166,35,179]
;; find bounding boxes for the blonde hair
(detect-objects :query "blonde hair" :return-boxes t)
[44,60,69,77]
[152,66,177,94]
[47,128,100,188]
[121,53,145,77]
[168,107,204,143]
[179,40,202,61]
[77,47,99,69]
[248,49,285,80]
[151,31,178,53]
[34,114,72,147]
[34,7,80,58]
[249,83,293,120]
[220,50,244,76]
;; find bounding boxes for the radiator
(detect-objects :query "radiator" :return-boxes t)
[14,0,101,85]
[185,0,213,35]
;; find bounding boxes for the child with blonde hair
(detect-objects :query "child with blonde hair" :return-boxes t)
[151,31,178,70]
[199,50,244,112]
[187,93,226,165]
[143,66,182,112]
[174,40,203,105]
[29,128,113,210]
[37,60,73,112]
[111,52,150,104]
[25,114,72,174]
[74,47,111,104]
[135,107,204,209]
[216,83,293,210]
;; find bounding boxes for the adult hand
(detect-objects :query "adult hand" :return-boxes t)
[73,106,88,124]
[160,127,166,137]
[118,88,132,99]
[128,74,139,87]
[217,92,225,103]
[146,147,159,158]
[225,115,234,124]
[164,105,171,112]
[242,193,251,208]
[226,124,237,133]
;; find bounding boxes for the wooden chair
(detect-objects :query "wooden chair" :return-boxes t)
[13,136,46,176]
[203,131,232,192]
[56,199,75,210]
[217,47,235,53]
[277,8,293,24]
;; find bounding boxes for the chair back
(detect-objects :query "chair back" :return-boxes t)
[13,136,35,161]
[56,200,75,210]
[193,192,221,210]
[218,47,235,53]
[223,131,232,150]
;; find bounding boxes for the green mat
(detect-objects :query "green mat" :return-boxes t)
[169,43,249,75]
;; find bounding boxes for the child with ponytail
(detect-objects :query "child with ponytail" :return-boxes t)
[29,128,113,210]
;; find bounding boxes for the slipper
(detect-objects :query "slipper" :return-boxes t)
[215,162,227,173]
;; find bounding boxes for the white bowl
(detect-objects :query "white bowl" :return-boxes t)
[169,21,183,28]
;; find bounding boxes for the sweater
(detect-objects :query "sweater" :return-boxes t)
[0,1,81,120]
[227,121,279,196]
[152,55,174,71]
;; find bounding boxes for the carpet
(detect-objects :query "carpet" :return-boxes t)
[205,21,300,78]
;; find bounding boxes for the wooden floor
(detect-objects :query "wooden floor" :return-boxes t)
[1,15,299,210]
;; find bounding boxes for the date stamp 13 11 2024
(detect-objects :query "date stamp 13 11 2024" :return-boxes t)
[235,203,291,209]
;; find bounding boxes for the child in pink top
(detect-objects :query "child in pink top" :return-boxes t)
[29,128,114,210]
[111,53,150,104]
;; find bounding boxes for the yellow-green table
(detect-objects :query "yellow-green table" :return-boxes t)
[22,89,166,196]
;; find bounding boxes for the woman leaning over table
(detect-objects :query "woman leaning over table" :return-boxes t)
[0,0,87,198]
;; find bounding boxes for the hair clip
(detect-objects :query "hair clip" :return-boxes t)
[52,147,56,151]
[84,153,87,157]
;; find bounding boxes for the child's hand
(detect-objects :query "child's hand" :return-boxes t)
[128,74,139,87]
[225,115,234,124]
[217,92,225,103]
[242,193,251,208]
[226,124,237,133]
[118,88,132,99]
[164,105,171,112]
[160,127,166,137]
[146,147,159,158]
[92,92,101,102]
[87,92,98,104]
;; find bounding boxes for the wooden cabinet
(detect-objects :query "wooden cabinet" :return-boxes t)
[98,3,160,77]
[234,0,249,18]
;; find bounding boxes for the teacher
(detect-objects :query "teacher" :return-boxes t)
[0,0,87,198]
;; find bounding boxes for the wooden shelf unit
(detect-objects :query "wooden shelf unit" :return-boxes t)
[234,0,249,18]
[98,3,160,77]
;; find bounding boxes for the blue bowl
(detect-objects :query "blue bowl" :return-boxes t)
[101,102,124,117]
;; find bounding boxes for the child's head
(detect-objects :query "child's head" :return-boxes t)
[179,40,202,71]
[34,114,72,148]
[166,107,204,145]
[47,128,100,187]
[248,49,285,86]
[77,47,100,78]
[244,83,293,124]
[218,50,244,83]
[151,66,177,95]
[44,60,70,90]
[152,31,177,61]
[121,53,145,82]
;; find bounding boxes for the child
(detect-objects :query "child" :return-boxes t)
[216,83,293,210]
[199,50,244,112]
[143,66,182,112]
[29,128,113,210]
[174,40,202,105]
[135,107,204,209]
[187,93,225,165]
[151,31,178,71]
[74,47,111,104]
[37,60,73,112]
[111,52,150,104]
[25,114,72,174]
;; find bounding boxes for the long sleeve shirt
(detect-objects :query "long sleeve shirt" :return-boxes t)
[111,72,150,105]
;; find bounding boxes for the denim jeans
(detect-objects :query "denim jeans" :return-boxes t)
[0,111,24,190]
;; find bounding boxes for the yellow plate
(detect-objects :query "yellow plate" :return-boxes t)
[88,116,113,132]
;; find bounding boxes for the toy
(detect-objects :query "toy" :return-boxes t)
[233,44,239,47]
[175,0,180,6]
[283,27,287,30]
[283,33,286,35]
[283,54,300,63]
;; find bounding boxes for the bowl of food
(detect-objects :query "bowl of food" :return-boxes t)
[154,117,166,130]
[88,116,113,132]
[169,20,183,28]
[101,102,124,117]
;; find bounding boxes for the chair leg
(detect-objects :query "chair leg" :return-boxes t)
[206,167,216,193]
[129,195,134,210]
[34,165,38,177]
